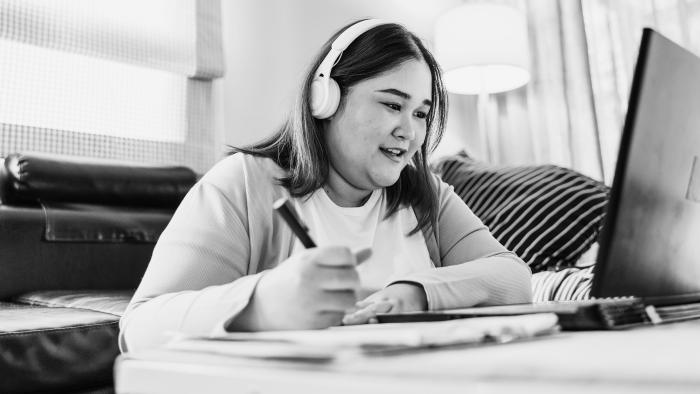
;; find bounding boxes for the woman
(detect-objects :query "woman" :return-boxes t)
[119,19,532,352]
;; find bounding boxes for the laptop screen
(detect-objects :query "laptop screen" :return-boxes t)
[592,28,700,304]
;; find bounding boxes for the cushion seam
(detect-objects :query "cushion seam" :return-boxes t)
[0,320,118,337]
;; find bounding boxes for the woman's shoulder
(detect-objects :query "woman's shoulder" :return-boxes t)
[199,153,286,195]
[424,170,453,202]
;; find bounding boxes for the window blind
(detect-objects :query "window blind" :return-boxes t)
[0,0,224,173]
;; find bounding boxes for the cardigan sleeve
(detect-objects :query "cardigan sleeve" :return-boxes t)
[390,176,532,310]
[118,156,266,352]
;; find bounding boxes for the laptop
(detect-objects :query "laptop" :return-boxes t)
[378,28,700,327]
[591,28,700,305]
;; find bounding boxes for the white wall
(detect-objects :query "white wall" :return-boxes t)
[214,0,478,161]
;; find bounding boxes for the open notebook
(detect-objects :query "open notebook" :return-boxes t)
[377,298,700,330]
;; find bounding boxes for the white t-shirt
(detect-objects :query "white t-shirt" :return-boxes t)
[292,188,434,292]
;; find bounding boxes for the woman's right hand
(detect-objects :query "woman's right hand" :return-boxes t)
[234,246,371,331]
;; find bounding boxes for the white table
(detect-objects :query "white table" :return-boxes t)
[115,319,700,394]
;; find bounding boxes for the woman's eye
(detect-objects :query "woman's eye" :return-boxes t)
[414,111,428,120]
[383,103,401,111]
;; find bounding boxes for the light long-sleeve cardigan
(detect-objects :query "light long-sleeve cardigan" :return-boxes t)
[119,154,532,352]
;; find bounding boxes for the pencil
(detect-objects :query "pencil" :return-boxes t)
[273,197,317,248]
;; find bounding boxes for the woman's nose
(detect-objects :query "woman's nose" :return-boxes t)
[392,115,416,141]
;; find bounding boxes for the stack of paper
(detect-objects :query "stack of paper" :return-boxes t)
[164,313,559,361]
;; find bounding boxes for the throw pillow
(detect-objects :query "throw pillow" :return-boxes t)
[434,152,610,272]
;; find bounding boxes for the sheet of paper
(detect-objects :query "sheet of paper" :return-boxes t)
[165,313,559,361]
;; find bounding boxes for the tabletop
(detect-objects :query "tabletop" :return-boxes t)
[115,319,700,394]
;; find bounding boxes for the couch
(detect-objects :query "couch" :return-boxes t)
[0,153,196,394]
[0,151,609,393]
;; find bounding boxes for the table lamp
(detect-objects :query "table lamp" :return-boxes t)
[434,1,531,162]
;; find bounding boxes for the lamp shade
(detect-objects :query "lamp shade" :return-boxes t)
[435,3,531,94]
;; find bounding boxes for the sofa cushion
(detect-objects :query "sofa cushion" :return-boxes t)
[0,291,131,394]
[532,267,595,302]
[435,152,609,272]
[0,205,154,299]
[0,152,197,208]
[14,290,132,316]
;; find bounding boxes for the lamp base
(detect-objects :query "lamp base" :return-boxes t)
[477,92,499,164]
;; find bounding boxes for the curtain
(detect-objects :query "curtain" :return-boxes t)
[0,0,224,173]
[438,0,700,185]
[582,0,700,184]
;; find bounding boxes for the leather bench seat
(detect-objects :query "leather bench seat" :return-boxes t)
[0,291,132,393]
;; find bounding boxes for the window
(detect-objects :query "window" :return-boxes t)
[0,0,224,172]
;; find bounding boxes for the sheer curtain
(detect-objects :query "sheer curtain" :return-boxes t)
[583,0,700,184]
[0,0,224,173]
[439,0,700,184]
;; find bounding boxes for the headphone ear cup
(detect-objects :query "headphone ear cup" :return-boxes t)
[310,78,326,118]
[322,78,341,118]
[311,78,340,119]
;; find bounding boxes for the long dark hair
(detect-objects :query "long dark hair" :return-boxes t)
[230,20,448,236]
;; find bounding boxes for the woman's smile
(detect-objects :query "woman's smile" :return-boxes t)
[379,146,407,163]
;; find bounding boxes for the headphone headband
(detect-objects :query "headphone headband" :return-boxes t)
[311,19,386,119]
[316,19,386,78]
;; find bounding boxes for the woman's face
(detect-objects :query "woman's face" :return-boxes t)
[324,59,432,201]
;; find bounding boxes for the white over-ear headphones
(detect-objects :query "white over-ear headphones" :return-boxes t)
[310,19,386,119]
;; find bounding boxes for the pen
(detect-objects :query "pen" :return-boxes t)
[273,197,317,248]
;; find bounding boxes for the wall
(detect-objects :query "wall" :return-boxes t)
[214,0,477,161]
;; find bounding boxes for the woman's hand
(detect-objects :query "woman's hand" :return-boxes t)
[342,282,428,325]
[232,246,371,331]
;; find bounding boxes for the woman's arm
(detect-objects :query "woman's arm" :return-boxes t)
[118,179,262,352]
[119,156,264,352]
[342,178,532,324]
[396,178,532,310]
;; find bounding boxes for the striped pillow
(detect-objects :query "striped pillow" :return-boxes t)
[531,267,594,301]
[435,153,609,272]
